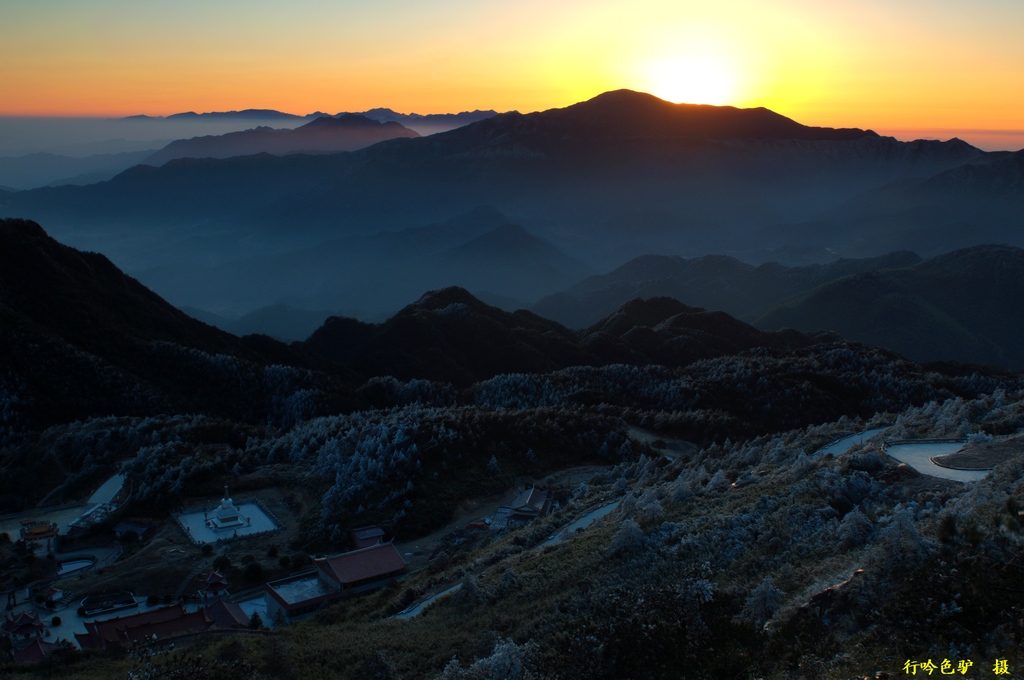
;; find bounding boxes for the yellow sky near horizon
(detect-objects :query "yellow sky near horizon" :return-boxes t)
[1,0,1022,134]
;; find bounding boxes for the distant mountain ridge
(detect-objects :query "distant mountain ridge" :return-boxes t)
[134,208,591,320]
[508,89,874,143]
[0,218,348,431]
[532,251,923,328]
[302,286,827,387]
[355,108,501,135]
[123,107,500,135]
[756,244,1024,368]
[0,150,156,190]
[0,219,830,422]
[6,90,985,240]
[4,89,1016,323]
[123,109,322,122]
[143,114,419,166]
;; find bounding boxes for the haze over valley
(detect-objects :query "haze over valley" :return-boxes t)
[2,91,1021,356]
[3,0,1024,676]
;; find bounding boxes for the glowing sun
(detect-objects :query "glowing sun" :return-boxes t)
[647,56,736,106]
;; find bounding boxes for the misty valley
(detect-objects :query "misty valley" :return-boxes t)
[1,90,1024,679]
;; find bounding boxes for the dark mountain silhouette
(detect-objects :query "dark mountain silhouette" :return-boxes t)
[143,114,419,166]
[0,219,251,355]
[0,90,999,318]
[161,109,317,122]
[756,244,1024,368]
[532,251,922,328]
[302,286,826,387]
[494,89,873,143]
[303,287,583,386]
[0,218,347,430]
[4,89,981,238]
[578,297,821,367]
[177,304,336,343]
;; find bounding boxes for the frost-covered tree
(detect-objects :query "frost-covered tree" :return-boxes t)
[741,577,784,628]
[837,506,873,549]
[467,638,539,680]
[635,489,664,523]
[705,469,729,492]
[609,518,644,555]
[883,505,924,554]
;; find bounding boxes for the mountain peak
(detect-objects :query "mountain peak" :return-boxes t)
[551,89,876,142]
[410,286,485,310]
[301,113,395,130]
[0,217,48,242]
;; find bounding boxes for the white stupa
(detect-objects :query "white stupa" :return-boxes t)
[209,486,246,530]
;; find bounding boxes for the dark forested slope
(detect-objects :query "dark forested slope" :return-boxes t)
[757,244,1024,368]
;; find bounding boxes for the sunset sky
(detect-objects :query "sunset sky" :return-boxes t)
[2,0,1022,141]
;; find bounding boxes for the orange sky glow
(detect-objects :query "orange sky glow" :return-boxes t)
[1,0,1022,144]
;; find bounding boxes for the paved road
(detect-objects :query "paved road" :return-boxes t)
[815,427,890,457]
[397,498,623,620]
[541,500,621,547]
[885,443,989,482]
[395,583,463,619]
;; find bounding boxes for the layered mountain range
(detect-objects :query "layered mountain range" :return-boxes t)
[532,250,924,327]
[0,218,347,432]
[141,114,420,166]
[0,108,498,190]
[0,219,830,428]
[3,91,1024,679]
[303,287,824,387]
[534,244,1024,369]
[2,90,1001,259]
[124,106,499,136]
[756,244,1024,367]
[1,90,1021,368]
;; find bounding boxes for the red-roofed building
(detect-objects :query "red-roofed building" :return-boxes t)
[1,611,44,642]
[75,604,213,650]
[11,639,60,665]
[205,600,250,629]
[264,542,407,624]
[264,571,336,623]
[313,542,407,593]
[195,570,229,602]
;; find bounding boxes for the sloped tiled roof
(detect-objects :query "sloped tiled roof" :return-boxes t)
[76,604,212,650]
[206,600,250,628]
[196,570,228,592]
[124,611,212,641]
[1,611,43,637]
[12,639,59,665]
[511,486,548,513]
[315,542,406,585]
